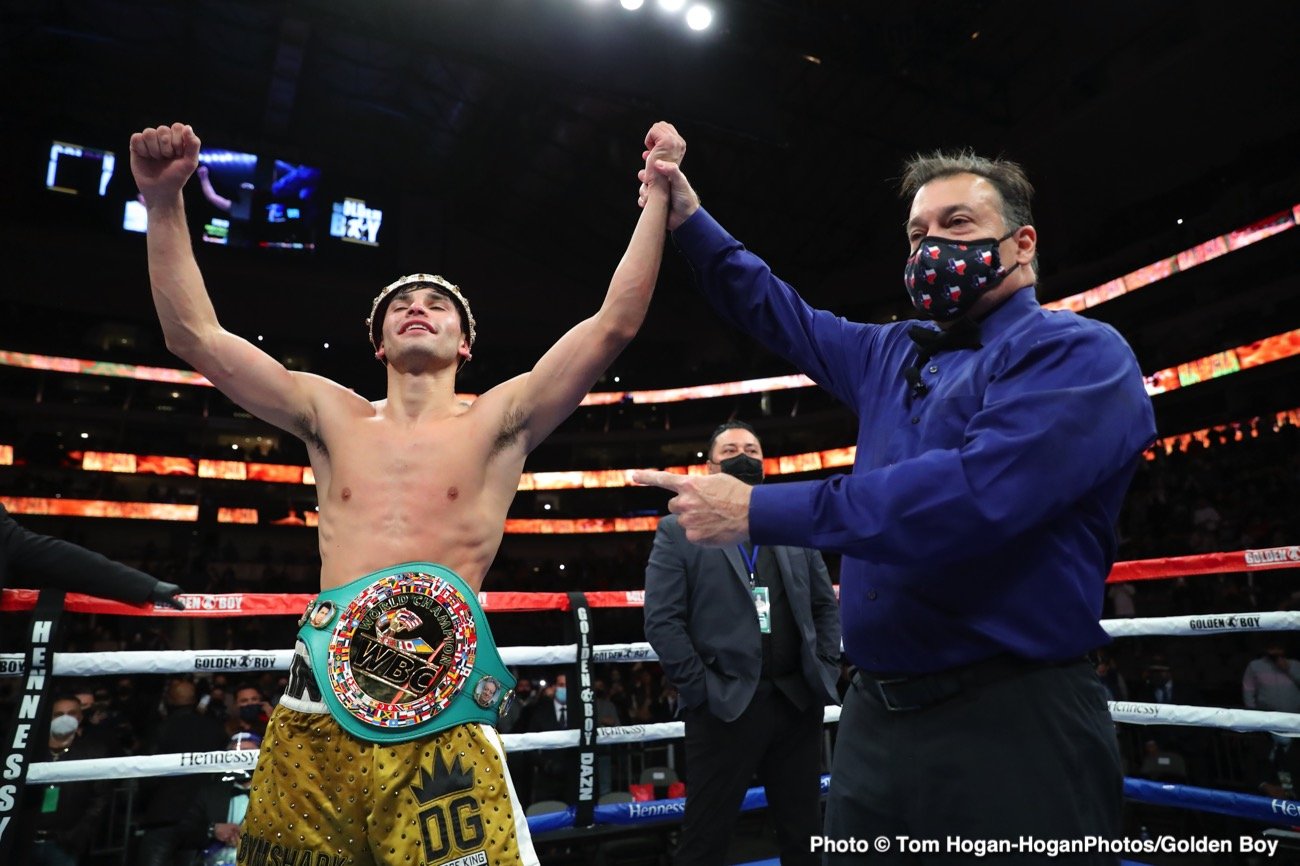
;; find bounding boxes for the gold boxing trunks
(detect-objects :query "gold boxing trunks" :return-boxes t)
[238,559,537,866]
[237,699,539,866]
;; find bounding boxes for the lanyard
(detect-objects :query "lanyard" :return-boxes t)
[738,544,761,587]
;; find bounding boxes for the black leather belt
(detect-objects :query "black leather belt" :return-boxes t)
[853,655,1082,712]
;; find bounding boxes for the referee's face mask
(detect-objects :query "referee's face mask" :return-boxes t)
[904,173,1032,322]
[903,231,1016,321]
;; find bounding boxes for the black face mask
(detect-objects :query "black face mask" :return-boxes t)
[239,704,264,724]
[717,454,763,486]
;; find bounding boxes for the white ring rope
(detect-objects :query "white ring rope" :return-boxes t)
[1100,611,1300,638]
[6,610,1298,677]
[1107,702,1300,735]
[0,643,661,677]
[28,748,260,784]
[28,712,848,785]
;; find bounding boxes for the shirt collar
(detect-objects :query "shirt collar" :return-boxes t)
[975,284,1039,342]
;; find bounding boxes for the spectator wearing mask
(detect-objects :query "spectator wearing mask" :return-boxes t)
[644,420,840,866]
[229,683,272,739]
[18,695,111,866]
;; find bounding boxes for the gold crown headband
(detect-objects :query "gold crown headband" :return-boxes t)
[367,273,477,351]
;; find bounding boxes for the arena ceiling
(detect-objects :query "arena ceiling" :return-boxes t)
[2,0,1298,400]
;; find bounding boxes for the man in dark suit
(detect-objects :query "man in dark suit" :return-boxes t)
[520,673,571,805]
[0,502,184,606]
[1136,654,1209,783]
[644,421,841,866]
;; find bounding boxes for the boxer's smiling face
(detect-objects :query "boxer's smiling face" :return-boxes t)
[378,287,470,369]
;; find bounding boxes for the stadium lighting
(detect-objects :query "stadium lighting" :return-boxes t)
[658,0,686,12]
[685,4,713,30]
[621,0,644,8]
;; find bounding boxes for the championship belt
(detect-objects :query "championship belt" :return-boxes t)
[295,562,515,743]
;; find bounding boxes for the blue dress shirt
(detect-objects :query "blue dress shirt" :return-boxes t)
[673,208,1157,675]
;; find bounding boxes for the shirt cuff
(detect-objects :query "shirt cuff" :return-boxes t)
[671,207,732,261]
[749,481,817,548]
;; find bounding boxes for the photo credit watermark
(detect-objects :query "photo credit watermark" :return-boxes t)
[810,835,1281,858]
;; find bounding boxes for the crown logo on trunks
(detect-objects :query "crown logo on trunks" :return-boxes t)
[410,751,475,804]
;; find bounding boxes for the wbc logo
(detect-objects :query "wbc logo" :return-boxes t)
[328,572,478,729]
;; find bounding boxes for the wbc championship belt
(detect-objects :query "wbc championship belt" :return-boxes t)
[296,562,515,743]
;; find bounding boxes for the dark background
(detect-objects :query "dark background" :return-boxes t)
[3,2,1300,857]
[2,0,1298,403]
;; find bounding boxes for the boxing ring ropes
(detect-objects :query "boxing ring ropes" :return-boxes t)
[4,544,1300,847]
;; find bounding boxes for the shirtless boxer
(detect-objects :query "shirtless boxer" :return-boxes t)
[130,121,672,866]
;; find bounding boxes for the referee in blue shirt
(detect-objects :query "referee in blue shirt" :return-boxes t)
[633,122,1156,863]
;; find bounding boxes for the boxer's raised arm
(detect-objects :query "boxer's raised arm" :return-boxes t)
[131,123,326,440]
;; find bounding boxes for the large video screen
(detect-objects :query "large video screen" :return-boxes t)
[197,147,260,244]
[49,135,382,256]
[46,141,116,196]
[252,158,322,250]
[116,146,323,251]
[121,146,260,242]
[328,196,385,247]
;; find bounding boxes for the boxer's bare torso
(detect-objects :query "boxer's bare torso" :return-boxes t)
[301,376,527,592]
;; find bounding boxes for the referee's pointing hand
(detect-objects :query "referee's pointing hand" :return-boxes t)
[631,470,752,547]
